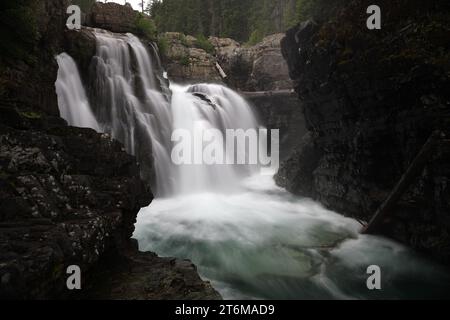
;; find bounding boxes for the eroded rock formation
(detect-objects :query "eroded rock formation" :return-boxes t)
[90,2,138,33]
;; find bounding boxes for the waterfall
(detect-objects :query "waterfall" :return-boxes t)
[89,29,174,196]
[56,28,262,196]
[55,29,450,300]
[55,53,100,131]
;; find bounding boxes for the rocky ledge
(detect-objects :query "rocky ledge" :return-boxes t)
[159,32,294,92]
[0,108,220,299]
[276,0,450,263]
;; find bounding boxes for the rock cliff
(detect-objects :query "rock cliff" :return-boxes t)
[160,32,294,92]
[90,2,137,33]
[277,0,450,263]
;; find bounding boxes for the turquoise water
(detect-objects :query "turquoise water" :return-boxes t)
[134,173,450,299]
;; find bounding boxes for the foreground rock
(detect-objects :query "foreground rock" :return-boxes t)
[83,240,220,300]
[246,92,306,161]
[0,109,220,299]
[277,0,450,263]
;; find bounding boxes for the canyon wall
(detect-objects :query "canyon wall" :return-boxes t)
[277,0,450,263]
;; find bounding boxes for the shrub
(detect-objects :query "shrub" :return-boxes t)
[195,34,215,54]
[179,55,190,66]
[134,13,157,41]
[157,36,169,57]
[177,33,189,46]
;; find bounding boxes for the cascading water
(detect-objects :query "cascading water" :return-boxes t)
[56,29,450,299]
[55,53,100,131]
[90,29,174,195]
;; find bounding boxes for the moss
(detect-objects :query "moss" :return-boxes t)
[19,110,42,119]
[179,55,190,67]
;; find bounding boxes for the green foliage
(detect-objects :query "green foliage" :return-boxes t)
[177,33,189,46]
[148,0,305,43]
[195,34,214,54]
[247,29,264,46]
[157,36,169,56]
[0,0,39,65]
[19,110,42,119]
[134,13,157,41]
[179,55,190,66]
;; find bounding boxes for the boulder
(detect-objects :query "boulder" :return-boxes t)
[211,34,293,91]
[0,108,221,299]
[90,2,138,33]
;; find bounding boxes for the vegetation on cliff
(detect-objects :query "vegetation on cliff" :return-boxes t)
[148,0,331,43]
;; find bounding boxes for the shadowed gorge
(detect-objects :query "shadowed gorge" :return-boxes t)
[1,0,450,302]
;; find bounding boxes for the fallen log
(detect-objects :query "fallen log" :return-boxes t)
[362,130,443,234]
[240,89,296,98]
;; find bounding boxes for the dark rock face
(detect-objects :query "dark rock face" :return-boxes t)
[83,242,221,300]
[247,94,306,161]
[0,109,151,298]
[0,0,70,116]
[277,0,450,263]
[0,109,220,300]
[0,1,221,300]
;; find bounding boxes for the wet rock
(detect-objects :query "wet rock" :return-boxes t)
[0,108,220,299]
[0,109,152,299]
[82,242,221,300]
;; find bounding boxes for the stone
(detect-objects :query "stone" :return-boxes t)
[0,108,221,299]
[90,2,138,33]
[162,32,222,83]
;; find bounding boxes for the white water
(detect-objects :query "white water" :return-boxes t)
[55,53,100,131]
[135,173,450,299]
[55,31,450,299]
